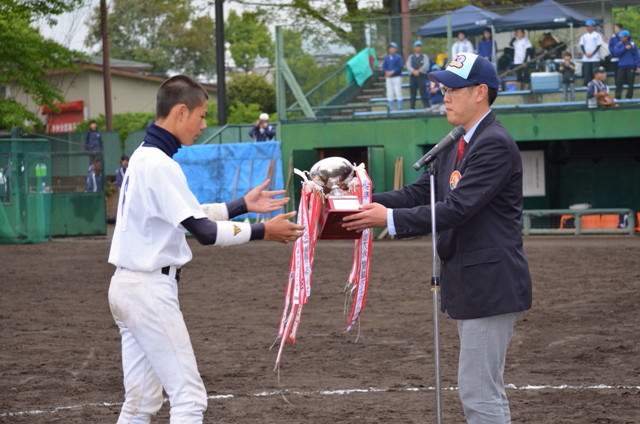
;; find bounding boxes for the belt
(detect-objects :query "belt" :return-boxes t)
[162,266,181,282]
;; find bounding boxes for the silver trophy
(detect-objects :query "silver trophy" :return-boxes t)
[309,157,355,196]
[307,157,361,240]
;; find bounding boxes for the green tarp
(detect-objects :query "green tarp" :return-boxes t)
[346,48,377,87]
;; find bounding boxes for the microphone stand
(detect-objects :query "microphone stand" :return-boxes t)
[428,161,443,424]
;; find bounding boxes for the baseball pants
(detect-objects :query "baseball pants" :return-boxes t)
[385,76,403,102]
[457,312,520,424]
[109,268,207,424]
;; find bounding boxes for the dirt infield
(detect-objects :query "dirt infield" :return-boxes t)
[1,233,639,423]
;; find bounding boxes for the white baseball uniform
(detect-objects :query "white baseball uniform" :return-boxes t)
[108,136,255,424]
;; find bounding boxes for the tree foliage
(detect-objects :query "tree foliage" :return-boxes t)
[0,1,83,130]
[227,73,276,114]
[85,0,215,77]
[226,10,274,72]
[612,6,640,40]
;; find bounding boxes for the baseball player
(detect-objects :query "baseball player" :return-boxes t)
[108,75,304,424]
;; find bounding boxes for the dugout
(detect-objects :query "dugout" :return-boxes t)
[0,137,107,243]
[0,138,52,243]
[279,107,640,218]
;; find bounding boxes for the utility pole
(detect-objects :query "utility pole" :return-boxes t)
[400,0,411,58]
[100,0,113,131]
[215,0,227,126]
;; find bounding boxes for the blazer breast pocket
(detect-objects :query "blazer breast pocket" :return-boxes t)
[462,247,501,267]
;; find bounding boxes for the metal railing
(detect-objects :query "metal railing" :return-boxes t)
[522,208,636,235]
[288,62,350,110]
[198,124,278,145]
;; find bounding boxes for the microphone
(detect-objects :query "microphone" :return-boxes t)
[413,126,466,171]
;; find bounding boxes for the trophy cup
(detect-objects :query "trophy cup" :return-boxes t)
[309,157,362,240]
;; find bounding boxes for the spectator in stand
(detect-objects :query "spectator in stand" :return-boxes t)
[86,157,103,193]
[427,65,445,114]
[406,40,431,110]
[85,120,103,163]
[477,28,496,62]
[248,113,276,141]
[608,23,623,73]
[580,20,604,86]
[115,154,129,188]
[382,42,404,111]
[451,31,474,57]
[586,66,616,109]
[511,28,533,90]
[558,52,577,102]
[612,30,640,100]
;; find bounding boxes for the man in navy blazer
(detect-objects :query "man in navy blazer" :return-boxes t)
[344,52,532,423]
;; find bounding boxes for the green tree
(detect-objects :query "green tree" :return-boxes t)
[227,103,264,125]
[612,6,640,39]
[227,73,276,114]
[0,1,83,130]
[226,10,274,72]
[85,0,215,77]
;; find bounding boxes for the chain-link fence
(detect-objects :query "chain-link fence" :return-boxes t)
[276,6,600,120]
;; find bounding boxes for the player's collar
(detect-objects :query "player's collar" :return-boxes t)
[143,124,181,157]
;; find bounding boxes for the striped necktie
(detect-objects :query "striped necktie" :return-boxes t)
[455,137,466,169]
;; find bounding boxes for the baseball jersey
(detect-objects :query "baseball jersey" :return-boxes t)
[580,31,604,62]
[108,146,206,271]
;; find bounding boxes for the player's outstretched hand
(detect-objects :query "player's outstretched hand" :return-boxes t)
[342,203,388,233]
[264,211,305,243]
[245,179,289,213]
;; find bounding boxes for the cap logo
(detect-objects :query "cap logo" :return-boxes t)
[449,55,467,69]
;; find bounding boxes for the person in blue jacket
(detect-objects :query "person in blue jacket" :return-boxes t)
[343,53,532,423]
[248,113,276,141]
[608,23,623,73]
[612,30,640,99]
[477,29,496,61]
[382,42,404,110]
[85,120,103,163]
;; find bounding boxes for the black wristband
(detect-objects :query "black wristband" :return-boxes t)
[250,223,265,240]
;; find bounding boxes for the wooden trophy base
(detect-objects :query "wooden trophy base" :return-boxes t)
[318,196,362,240]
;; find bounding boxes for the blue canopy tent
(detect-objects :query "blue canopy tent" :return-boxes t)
[493,0,601,32]
[418,5,502,66]
[418,5,501,38]
[493,0,602,58]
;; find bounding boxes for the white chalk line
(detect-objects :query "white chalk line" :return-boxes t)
[2,384,638,418]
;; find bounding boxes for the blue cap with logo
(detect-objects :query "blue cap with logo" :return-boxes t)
[389,41,398,48]
[427,52,500,90]
[586,20,596,26]
[620,29,630,37]
[413,40,422,46]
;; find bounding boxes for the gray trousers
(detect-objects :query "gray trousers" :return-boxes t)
[457,312,520,424]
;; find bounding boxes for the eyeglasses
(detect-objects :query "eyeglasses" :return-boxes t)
[440,84,480,96]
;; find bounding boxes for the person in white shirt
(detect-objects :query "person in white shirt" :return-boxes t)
[108,75,304,424]
[452,31,474,58]
[511,28,533,89]
[579,20,604,86]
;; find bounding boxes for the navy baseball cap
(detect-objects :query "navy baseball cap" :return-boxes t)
[427,52,500,90]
